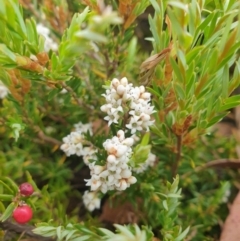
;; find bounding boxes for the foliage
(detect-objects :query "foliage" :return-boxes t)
[0,0,239,240]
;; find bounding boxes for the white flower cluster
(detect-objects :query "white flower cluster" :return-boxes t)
[74,122,93,135]
[133,152,156,174]
[0,81,9,99]
[83,191,101,212]
[100,77,155,134]
[85,130,137,194]
[222,189,231,203]
[36,23,58,52]
[60,122,97,165]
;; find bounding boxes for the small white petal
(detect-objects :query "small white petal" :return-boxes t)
[120,77,128,86]
[116,84,126,95]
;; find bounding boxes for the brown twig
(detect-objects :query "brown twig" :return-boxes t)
[0,219,54,241]
[171,135,182,177]
[182,159,240,179]
[37,106,68,125]
[37,129,62,146]
[60,82,88,108]
[22,111,62,146]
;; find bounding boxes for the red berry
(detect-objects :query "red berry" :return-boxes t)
[19,182,34,196]
[12,205,33,224]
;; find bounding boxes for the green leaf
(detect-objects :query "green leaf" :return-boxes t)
[170,57,184,83]
[162,200,168,211]
[8,0,27,37]
[0,0,6,15]
[130,144,151,167]
[204,11,220,40]
[66,230,77,241]
[26,18,38,53]
[222,65,229,99]
[149,0,161,14]
[174,226,190,241]
[0,44,16,62]
[70,236,91,241]
[56,226,62,240]
[167,193,181,198]
[219,14,235,53]
[141,132,150,145]
[229,61,240,94]
[0,177,18,193]
[98,228,114,237]
[0,181,14,194]
[75,30,107,43]
[0,202,5,213]
[125,37,137,72]
[48,88,60,101]
[186,46,204,64]
[165,111,175,127]
[0,194,14,201]
[207,48,219,74]
[147,87,161,98]
[186,73,196,98]
[33,227,57,237]
[26,171,39,192]
[207,112,228,127]
[174,83,185,100]
[148,15,161,49]
[68,8,89,38]
[0,202,16,222]
[219,95,240,111]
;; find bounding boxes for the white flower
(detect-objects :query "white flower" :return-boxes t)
[75,143,84,156]
[83,191,101,212]
[115,145,128,157]
[104,108,121,126]
[126,116,143,134]
[60,129,97,161]
[45,126,56,134]
[85,174,102,191]
[74,122,93,135]
[222,189,231,203]
[117,130,125,141]
[127,176,137,184]
[141,92,151,100]
[107,154,118,164]
[100,183,109,194]
[117,179,128,190]
[89,163,106,175]
[120,169,132,178]
[121,137,134,147]
[84,130,137,193]
[70,132,83,144]
[112,78,120,88]
[116,84,126,95]
[82,147,97,165]
[140,113,151,122]
[60,143,76,156]
[36,23,58,52]
[120,77,128,86]
[101,77,155,133]
[0,81,9,99]
[60,88,68,94]
[100,103,111,112]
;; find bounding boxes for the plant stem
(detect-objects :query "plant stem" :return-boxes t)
[0,218,54,241]
[172,135,182,177]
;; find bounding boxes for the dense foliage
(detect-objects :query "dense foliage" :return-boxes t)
[0,0,240,240]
